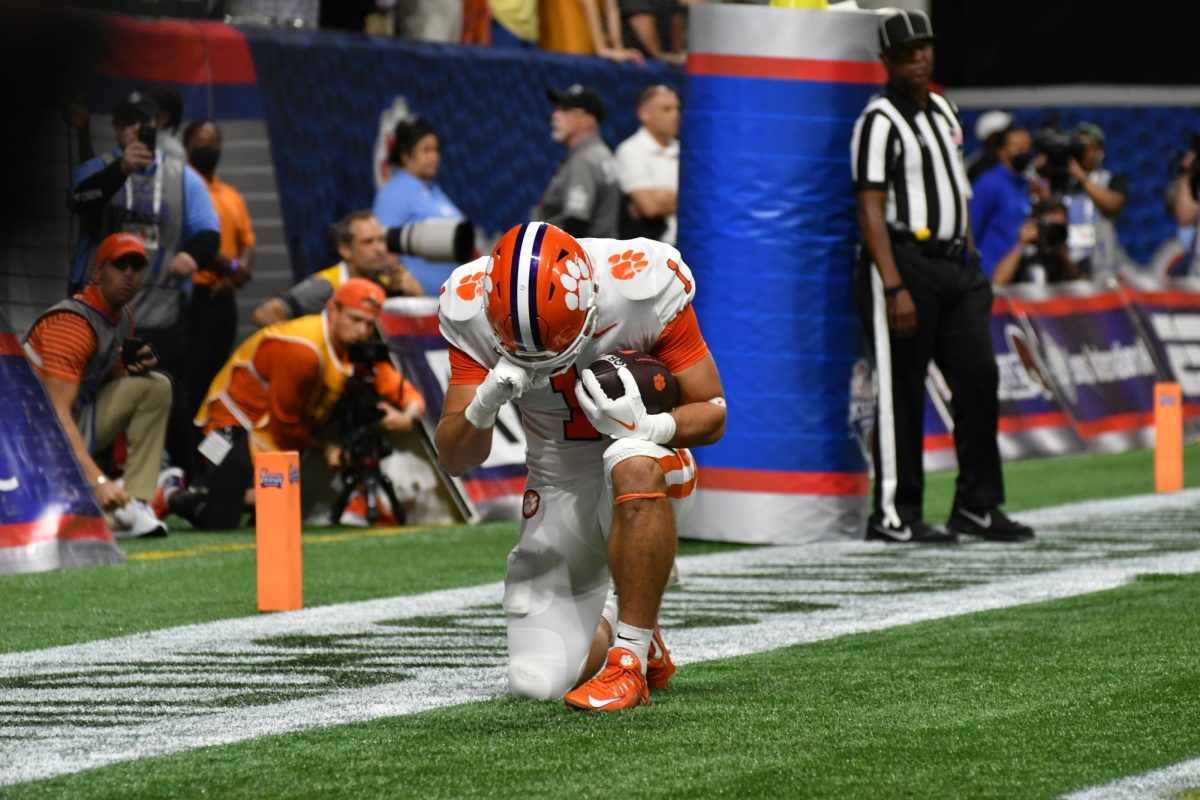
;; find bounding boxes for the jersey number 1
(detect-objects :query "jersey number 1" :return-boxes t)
[550,368,601,441]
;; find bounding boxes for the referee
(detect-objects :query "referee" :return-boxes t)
[850,9,1033,544]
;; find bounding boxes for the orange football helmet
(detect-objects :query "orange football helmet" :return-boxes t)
[482,222,598,374]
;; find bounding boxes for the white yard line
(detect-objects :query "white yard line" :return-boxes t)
[1,490,1199,788]
[1063,758,1200,800]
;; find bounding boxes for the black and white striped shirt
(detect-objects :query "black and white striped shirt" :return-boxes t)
[850,85,971,242]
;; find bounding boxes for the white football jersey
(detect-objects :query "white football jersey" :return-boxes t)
[439,237,697,484]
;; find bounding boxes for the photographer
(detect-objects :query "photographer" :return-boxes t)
[182,279,424,530]
[372,116,469,294]
[1032,122,1127,278]
[1168,145,1200,276]
[23,234,171,538]
[251,210,423,328]
[992,199,1080,287]
[68,89,220,484]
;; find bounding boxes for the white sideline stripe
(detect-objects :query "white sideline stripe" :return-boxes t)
[1,490,1199,787]
[1062,757,1200,799]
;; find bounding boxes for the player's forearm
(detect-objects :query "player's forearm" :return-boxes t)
[666,401,725,448]
[434,414,493,476]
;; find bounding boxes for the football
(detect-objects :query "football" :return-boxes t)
[586,350,679,415]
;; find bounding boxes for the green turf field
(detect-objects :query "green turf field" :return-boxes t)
[1,445,1198,799]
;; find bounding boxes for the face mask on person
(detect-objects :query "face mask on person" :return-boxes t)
[189,146,221,176]
[1011,150,1033,173]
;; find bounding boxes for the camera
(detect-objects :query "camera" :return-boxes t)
[341,340,392,432]
[384,218,475,263]
[1166,132,1200,200]
[137,123,156,152]
[331,339,405,526]
[122,336,152,368]
[1033,124,1085,195]
[1036,218,1068,249]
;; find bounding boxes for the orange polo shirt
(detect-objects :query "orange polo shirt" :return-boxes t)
[194,173,256,287]
[25,284,129,383]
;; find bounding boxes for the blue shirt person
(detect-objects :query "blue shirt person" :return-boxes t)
[372,116,467,294]
[969,128,1033,281]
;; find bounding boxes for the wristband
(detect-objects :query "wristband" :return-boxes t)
[229,259,240,273]
[883,283,906,297]
[464,395,499,430]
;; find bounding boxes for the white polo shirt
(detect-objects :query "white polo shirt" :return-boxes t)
[615,126,680,245]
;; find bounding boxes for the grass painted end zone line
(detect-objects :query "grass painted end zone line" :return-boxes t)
[1,490,1198,788]
[1064,757,1200,799]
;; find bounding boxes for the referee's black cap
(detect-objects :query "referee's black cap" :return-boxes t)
[878,9,935,51]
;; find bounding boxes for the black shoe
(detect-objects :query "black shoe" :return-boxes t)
[946,507,1035,542]
[866,518,958,544]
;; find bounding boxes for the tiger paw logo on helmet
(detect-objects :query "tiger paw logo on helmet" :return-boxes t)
[609,250,649,280]
[653,373,666,392]
[559,255,594,311]
[456,271,486,301]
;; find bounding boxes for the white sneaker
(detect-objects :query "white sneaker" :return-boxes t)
[112,498,168,538]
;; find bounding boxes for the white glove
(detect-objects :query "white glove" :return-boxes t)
[465,360,547,429]
[574,366,677,444]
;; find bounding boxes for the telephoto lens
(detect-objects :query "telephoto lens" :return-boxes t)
[385,218,475,263]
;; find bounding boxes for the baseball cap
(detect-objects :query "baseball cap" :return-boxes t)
[95,232,148,268]
[112,90,159,127]
[333,277,386,317]
[1072,121,1106,145]
[547,84,605,122]
[975,110,1014,142]
[878,8,935,51]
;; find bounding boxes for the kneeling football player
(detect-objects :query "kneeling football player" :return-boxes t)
[435,222,726,710]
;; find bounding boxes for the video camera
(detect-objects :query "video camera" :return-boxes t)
[384,218,475,263]
[1033,124,1086,196]
[331,339,405,526]
[340,340,391,442]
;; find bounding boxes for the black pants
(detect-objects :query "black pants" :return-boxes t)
[194,426,253,530]
[854,244,1004,525]
[185,284,239,421]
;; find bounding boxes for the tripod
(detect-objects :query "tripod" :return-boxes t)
[329,428,406,527]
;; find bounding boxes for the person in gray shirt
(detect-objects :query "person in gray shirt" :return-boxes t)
[534,85,620,239]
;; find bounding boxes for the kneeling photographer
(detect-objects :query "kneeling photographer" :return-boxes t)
[1033,121,1127,279]
[992,199,1081,287]
[177,279,424,529]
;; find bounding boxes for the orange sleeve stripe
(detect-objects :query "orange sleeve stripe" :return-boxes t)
[26,314,97,384]
[449,346,489,385]
[651,305,709,374]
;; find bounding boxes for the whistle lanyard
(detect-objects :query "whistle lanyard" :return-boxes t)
[124,152,164,274]
[125,152,164,222]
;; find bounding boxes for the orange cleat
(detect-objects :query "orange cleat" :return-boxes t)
[151,467,185,520]
[563,648,650,712]
[646,626,676,690]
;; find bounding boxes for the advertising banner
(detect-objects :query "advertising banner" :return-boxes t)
[379,297,526,520]
[1119,275,1200,432]
[0,313,124,576]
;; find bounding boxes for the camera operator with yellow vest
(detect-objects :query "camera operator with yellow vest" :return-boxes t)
[177,279,424,529]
